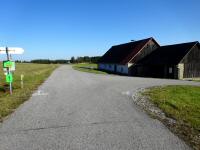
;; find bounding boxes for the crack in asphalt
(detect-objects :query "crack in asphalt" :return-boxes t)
[0,120,129,135]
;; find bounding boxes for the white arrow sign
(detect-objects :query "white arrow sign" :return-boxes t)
[0,47,24,54]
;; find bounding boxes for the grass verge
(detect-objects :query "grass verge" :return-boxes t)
[72,63,108,74]
[143,85,200,149]
[0,63,59,121]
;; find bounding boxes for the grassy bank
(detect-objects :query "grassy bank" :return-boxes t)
[143,85,200,149]
[0,63,59,121]
[73,63,108,74]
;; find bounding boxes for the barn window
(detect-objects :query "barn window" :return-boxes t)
[121,67,123,72]
[169,67,173,73]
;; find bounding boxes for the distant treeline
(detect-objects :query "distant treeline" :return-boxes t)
[70,56,100,64]
[16,56,101,64]
[30,59,70,64]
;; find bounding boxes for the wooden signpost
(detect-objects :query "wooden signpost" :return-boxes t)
[0,47,24,95]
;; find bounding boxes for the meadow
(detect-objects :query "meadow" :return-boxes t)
[0,63,59,121]
[72,63,108,74]
[143,85,200,149]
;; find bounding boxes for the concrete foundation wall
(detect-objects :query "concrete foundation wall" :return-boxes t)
[177,64,184,79]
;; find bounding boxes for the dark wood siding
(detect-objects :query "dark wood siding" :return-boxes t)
[181,45,200,78]
[183,63,200,78]
[129,40,159,75]
[130,40,159,64]
[135,65,177,79]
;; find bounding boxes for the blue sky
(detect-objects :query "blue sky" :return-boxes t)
[0,0,199,60]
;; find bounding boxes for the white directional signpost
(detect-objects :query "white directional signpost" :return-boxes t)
[0,47,24,95]
[0,47,24,54]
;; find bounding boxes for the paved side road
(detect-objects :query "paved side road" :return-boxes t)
[0,65,199,150]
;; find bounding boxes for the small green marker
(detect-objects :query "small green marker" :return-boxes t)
[3,61,15,68]
[6,73,13,83]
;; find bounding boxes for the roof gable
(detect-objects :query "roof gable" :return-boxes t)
[124,37,159,64]
[138,41,198,65]
[99,37,156,64]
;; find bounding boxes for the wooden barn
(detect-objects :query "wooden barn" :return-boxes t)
[98,37,160,75]
[136,41,200,79]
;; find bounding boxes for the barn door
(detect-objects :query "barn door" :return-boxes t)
[114,65,117,73]
[168,66,174,78]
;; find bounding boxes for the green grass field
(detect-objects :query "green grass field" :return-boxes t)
[144,85,200,129]
[73,63,108,74]
[0,63,59,121]
[143,85,200,148]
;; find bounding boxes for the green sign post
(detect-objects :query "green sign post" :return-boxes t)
[3,61,15,68]
[6,73,13,83]
[0,47,24,95]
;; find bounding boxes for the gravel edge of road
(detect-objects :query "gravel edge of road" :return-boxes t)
[132,88,200,150]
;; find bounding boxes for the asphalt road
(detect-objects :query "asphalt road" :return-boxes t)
[0,65,199,150]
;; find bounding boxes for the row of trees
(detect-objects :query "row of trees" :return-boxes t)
[30,59,70,64]
[17,56,101,64]
[70,56,100,64]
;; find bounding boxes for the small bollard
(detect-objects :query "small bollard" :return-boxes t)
[21,74,24,89]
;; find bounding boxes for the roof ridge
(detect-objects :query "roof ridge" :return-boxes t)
[113,37,152,47]
[161,41,198,47]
